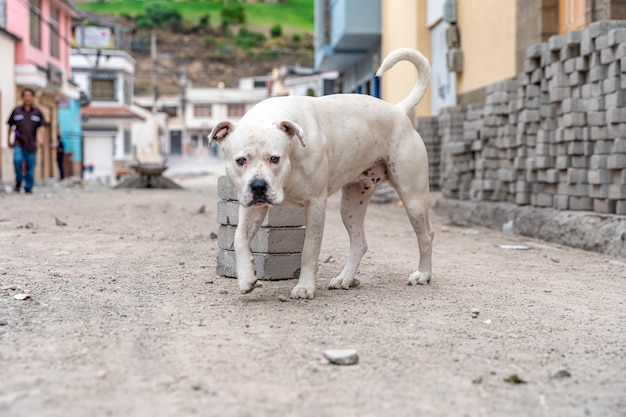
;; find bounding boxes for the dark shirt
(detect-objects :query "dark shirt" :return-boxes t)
[7,105,49,152]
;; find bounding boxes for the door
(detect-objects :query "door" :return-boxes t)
[83,134,114,180]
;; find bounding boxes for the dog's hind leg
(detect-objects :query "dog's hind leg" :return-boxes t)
[388,144,434,286]
[329,181,377,290]
[235,204,269,294]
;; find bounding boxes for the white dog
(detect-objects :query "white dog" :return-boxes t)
[210,48,434,299]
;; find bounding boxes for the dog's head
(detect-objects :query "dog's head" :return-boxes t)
[209,120,305,207]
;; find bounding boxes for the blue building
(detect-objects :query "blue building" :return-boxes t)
[58,98,83,176]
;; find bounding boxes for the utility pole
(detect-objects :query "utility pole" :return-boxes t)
[150,30,157,114]
[180,71,188,154]
[150,30,159,160]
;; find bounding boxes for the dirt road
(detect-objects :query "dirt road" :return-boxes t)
[1,176,625,417]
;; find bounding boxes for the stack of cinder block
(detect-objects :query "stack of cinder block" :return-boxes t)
[216,176,305,280]
[417,116,441,190]
[421,21,626,216]
[476,81,518,202]
[439,107,471,199]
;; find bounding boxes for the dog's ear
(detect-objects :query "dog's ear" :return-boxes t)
[276,121,305,147]
[209,121,235,146]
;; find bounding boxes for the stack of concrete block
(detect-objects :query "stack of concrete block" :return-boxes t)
[417,116,441,190]
[586,26,626,214]
[432,21,626,216]
[474,81,518,202]
[439,107,471,199]
[216,176,306,280]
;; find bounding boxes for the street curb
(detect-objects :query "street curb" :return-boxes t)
[433,197,626,258]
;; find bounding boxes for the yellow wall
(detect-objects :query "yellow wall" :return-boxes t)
[381,0,517,115]
[381,0,431,118]
[456,0,517,94]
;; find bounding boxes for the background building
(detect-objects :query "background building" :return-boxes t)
[0,0,82,182]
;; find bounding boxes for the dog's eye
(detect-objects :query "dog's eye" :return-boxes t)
[269,156,280,164]
[235,157,246,167]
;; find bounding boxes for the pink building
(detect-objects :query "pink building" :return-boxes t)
[1,0,81,180]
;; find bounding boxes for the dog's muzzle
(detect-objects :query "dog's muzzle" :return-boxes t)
[247,178,273,206]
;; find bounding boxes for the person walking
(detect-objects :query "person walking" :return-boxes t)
[54,134,65,180]
[7,88,49,193]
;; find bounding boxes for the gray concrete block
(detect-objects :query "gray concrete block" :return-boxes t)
[587,170,611,185]
[592,198,616,214]
[553,195,569,210]
[606,91,626,108]
[608,124,626,138]
[535,193,554,207]
[567,168,588,184]
[600,47,615,64]
[616,200,626,215]
[589,184,609,199]
[569,196,593,211]
[607,108,626,124]
[218,175,239,201]
[586,111,606,126]
[608,28,626,46]
[594,140,612,154]
[216,249,301,280]
[571,156,589,169]
[562,113,586,127]
[614,138,626,153]
[218,224,305,253]
[217,200,305,227]
[609,184,626,199]
[590,154,609,169]
[607,154,626,169]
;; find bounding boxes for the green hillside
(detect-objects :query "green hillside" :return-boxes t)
[77,0,315,33]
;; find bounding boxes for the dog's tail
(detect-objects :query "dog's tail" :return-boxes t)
[376,48,431,120]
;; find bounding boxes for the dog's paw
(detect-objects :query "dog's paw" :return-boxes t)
[328,277,360,290]
[290,285,315,299]
[239,278,261,294]
[408,271,431,286]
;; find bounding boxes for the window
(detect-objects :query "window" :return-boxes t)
[91,79,116,101]
[560,0,585,34]
[228,103,245,117]
[30,0,41,49]
[50,6,59,58]
[193,104,212,117]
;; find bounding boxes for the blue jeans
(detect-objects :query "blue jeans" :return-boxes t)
[13,146,37,191]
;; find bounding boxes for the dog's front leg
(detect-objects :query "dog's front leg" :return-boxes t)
[234,204,268,294]
[290,198,327,299]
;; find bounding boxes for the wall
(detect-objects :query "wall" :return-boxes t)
[420,21,626,215]
[381,0,430,117]
[0,32,16,181]
[7,0,74,76]
[456,0,517,95]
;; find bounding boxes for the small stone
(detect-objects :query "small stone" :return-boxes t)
[471,309,480,318]
[0,318,8,326]
[24,222,33,229]
[552,368,572,379]
[210,232,218,240]
[323,349,359,366]
[1,284,17,291]
[14,293,31,300]
[218,289,228,295]
[278,295,288,302]
[197,205,206,214]
[96,369,107,379]
[55,217,67,226]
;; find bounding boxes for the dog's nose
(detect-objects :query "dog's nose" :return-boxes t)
[250,179,267,195]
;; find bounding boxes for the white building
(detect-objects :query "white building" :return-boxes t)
[71,48,163,181]
[135,78,268,156]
